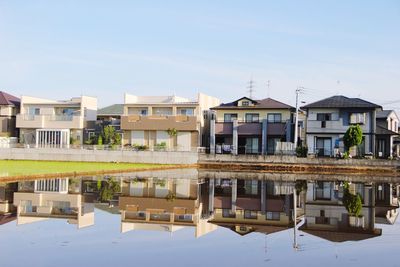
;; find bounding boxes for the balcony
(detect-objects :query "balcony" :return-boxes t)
[121,115,198,131]
[20,205,78,219]
[238,122,262,135]
[267,122,287,136]
[16,114,84,129]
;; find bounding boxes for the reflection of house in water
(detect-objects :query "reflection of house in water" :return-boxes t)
[207,178,304,235]
[119,177,217,237]
[300,181,387,242]
[13,178,94,229]
[0,182,18,225]
[375,183,399,224]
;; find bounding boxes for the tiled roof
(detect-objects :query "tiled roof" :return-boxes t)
[301,95,381,109]
[212,97,294,110]
[0,91,20,106]
[97,104,124,116]
[376,125,399,136]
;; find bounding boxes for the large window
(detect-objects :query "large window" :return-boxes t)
[317,113,331,128]
[266,212,280,221]
[244,210,258,219]
[315,182,332,200]
[245,113,259,122]
[267,113,281,123]
[222,209,236,218]
[179,108,194,116]
[224,113,238,122]
[350,113,365,124]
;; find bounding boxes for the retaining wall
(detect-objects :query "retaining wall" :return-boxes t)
[0,148,198,164]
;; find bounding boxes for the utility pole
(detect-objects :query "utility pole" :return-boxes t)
[293,189,298,249]
[294,87,303,148]
[247,79,255,99]
[266,80,271,97]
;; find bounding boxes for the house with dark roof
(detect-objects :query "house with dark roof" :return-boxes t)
[301,95,382,157]
[0,91,20,137]
[93,104,124,139]
[376,110,399,158]
[209,97,298,155]
[207,177,304,235]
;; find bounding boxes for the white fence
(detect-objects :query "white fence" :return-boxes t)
[0,137,18,148]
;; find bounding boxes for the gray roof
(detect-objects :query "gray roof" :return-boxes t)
[302,95,381,109]
[97,104,124,116]
[376,110,398,119]
[212,97,294,110]
[0,91,20,106]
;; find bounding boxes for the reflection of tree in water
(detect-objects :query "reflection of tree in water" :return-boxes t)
[97,177,121,202]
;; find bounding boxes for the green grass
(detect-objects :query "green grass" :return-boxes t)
[0,160,169,177]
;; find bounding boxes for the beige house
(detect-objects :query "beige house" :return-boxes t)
[121,93,220,151]
[0,91,20,138]
[119,177,216,237]
[16,95,97,147]
[13,178,94,229]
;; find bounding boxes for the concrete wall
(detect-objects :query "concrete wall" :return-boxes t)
[199,153,400,167]
[0,148,198,164]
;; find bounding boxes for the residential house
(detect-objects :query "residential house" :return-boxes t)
[0,182,18,225]
[376,110,399,158]
[0,91,20,138]
[96,104,124,132]
[121,93,220,151]
[300,181,382,241]
[375,182,399,225]
[209,97,296,155]
[119,176,216,237]
[13,178,94,229]
[207,177,304,235]
[16,95,97,148]
[301,95,382,157]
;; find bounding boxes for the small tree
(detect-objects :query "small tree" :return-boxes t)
[343,125,363,153]
[342,182,362,217]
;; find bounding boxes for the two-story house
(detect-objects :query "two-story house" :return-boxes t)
[121,93,220,151]
[376,110,399,158]
[209,97,296,155]
[207,177,304,235]
[0,91,20,138]
[16,95,97,148]
[302,95,382,157]
[13,178,94,229]
[119,175,216,237]
[300,181,383,242]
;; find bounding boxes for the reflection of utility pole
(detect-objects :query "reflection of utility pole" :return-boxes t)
[294,87,304,148]
[293,189,298,250]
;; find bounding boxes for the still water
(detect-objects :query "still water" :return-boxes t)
[0,168,399,267]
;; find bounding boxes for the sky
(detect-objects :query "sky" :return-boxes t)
[0,0,399,109]
[1,208,400,267]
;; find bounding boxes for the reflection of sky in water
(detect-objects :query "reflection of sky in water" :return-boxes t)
[0,209,399,267]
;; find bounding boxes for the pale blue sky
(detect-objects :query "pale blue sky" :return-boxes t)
[0,0,399,108]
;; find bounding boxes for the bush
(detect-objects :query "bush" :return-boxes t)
[296,146,308,157]
[343,125,363,152]
[342,182,362,217]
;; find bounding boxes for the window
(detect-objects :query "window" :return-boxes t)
[317,113,331,121]
[180,108,194,116]
[244,210,258,219]
[350,113,365,124]
[315,182,332,200]
[245,113,259,122]
[28,107,40,115]
[315,210,330,224]
[267,113,282,123]
[241,101,250,106]
[266,212,280,221]
[140,109,148,116]
[224,113,238,122]
[222,209,236,218]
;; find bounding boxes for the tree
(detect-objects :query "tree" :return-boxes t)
[99,125,121,145]
[342,182,362,217]
[343,124,363,152]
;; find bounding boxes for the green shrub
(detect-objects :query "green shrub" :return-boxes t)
[296,146,308,157]
[342,182,362,217]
